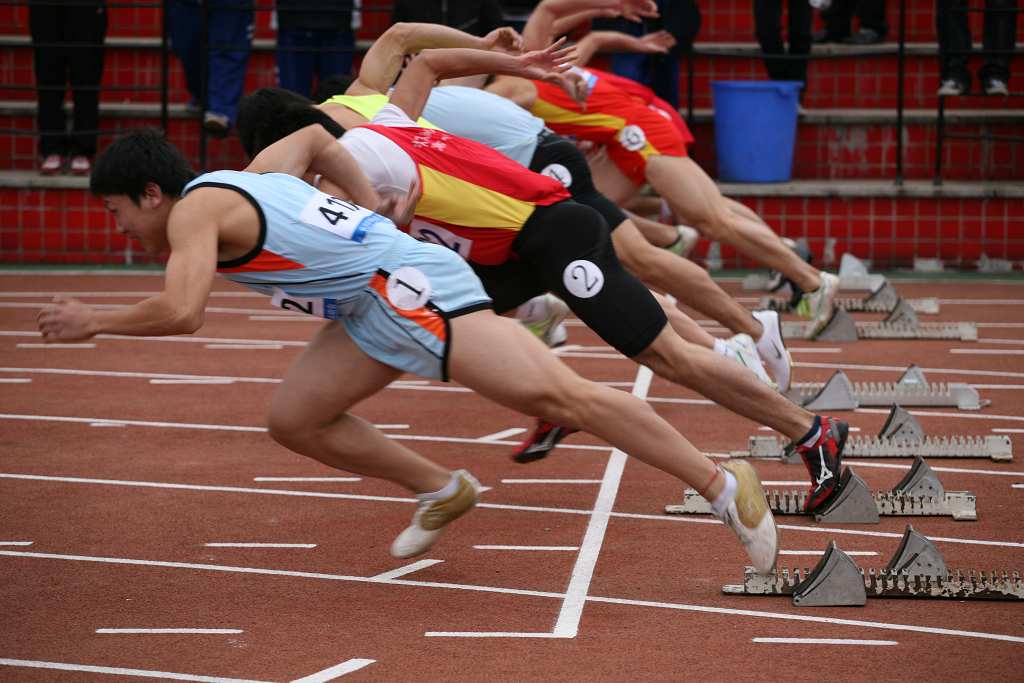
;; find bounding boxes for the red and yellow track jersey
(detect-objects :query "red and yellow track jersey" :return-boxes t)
[360,121,570,266]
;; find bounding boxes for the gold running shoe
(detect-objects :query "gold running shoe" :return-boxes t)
[796,271,840,339]
[391,470,480,558]
[717,461,779,575]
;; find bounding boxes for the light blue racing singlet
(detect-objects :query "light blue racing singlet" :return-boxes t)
[422,85,546,167]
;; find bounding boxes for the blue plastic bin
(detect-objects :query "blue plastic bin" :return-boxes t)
[711,80,802,183]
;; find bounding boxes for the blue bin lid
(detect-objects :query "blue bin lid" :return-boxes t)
[711,80,804,93]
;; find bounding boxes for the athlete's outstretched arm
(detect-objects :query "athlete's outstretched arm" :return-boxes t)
[245,124,382,210]
[574,29,676,66]
[522,0,658,50]
[348,23,523,96]
[38,198,218,340]
[390,42,576,120]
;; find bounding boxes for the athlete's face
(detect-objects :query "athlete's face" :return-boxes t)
[102,190,169,256]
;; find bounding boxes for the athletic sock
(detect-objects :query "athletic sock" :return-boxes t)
[713,338,731,358]
[709,468,738,517]
[797,415,823,448]
[419,471,460,501]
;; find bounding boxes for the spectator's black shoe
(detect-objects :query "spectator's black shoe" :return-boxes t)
[984,78,1009,96]
[203,111,231,138]
[813,30,848,44]
[843,28,884,45]
[937,79,967,97]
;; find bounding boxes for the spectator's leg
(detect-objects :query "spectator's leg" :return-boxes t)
[168,0,203,104]
[857,0,889,37]
[611,53,649,84]
[786,0,814,88]
[276,28,314,98]
[978,0,1018,86]
[821,0,856,39]
[935,0,973,89]
[66,3,108,158]
[206,2,253,123]
[753,0,789,81]
[316,29,355,91]
[29,1,68,159]
[649,54,682,109]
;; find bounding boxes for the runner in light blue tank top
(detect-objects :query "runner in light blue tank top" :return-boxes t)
[184,170,492,379]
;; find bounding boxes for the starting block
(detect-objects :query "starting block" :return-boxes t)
[742,254,886,292]
[665,460,977,523]
[759,281,940,316]
[782,366,988,411]
[780,307,977,341]
[744,404,1012,461]
[722,527,1024,605]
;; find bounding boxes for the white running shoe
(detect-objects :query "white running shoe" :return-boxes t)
[716,461,779,575]
[665,225,700,258]
[390,470,480,559]
[751,309,792,392]
[725,333,777,390]
[797,271,839,339]
[521,294,571,348]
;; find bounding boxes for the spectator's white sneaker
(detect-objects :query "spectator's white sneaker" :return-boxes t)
[752,309,792,392]
[665,225,700,258]
[69,155,90,176]
[984,78,1009,96]
[40,154,63,175]
[716,461,779,575]
[726,333,777,390]
[937,79,965,96]
[797,272,839,339]
[391,470,480,559]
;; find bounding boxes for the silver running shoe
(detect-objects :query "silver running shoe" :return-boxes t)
[665,225,700,258]
[751,309,792,392]
[717,461,779,575]
[523,294,570,348]
[391,470,480,558]
[797,271,839,339]
[725,333,777,390]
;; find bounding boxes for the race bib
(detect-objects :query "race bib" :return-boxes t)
[540,163,573,188]
[270,287,340,320]
[409,219,474,259]
[563,260,604,299]
[386,267,432,311]
[298,191,387,243]
[618,125,647,152]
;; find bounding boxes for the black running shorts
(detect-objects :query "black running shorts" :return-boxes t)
[472,200,667,358]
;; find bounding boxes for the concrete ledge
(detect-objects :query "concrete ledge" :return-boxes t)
[0,34,373,51]
[2,171,1020,198]
[2,100,1021,125]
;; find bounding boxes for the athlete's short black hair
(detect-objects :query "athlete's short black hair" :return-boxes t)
[89,128,196,203]
[237,87,347,158]
[312,74,355,104]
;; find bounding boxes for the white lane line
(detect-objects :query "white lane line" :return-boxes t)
[794,360,1024,380]
[16,343,95,349]
[1,367,281,384]
[205,344,283,350]
[254,477,361,483]
[752,638,896,646]
[1012,484,1024,489]
[1,414,266,433]
[786,348,841,353]
[759,426,861,433]
[0,378,31,383]
[478,427,527,442]
[370,559,443,581]
[0,330,308,348]
[977,339,1024,345]
[290,659,376,682]
[978,323,1024,328]
[780,550,879,557]
[855,407,1024,424]
[4,551,1023,645]
[0,302,288,316]
[0,542,32,546]
[473,546,580,551]
[4,472,1021,548]
[994,429,1024,433]
[0,291,263,299]
[970,384,1024,389]
[204,543,317,549]
[0,658,271,682]
[951,349,1024,355]
[96,628,243,634]
[501,479,603,485]
[762,481,812,486]
[90,422,126,428]
[936,299,1024,305]
[845,460,1024,478]
[150,379,236,385]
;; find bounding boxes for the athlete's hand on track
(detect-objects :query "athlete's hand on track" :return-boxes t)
[619,0,659,22]
[37,295,96,341]
[637,30,676,53]
[482,26,523,54]
[516,37,578,80]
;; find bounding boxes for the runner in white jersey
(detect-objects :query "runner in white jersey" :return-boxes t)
[36,125,779,574]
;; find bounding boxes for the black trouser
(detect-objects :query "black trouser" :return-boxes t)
[753,0,813,87]
[937,0,1019,86]
[29,1,108,157]
[471,201,668,358]
[821,0,888,38]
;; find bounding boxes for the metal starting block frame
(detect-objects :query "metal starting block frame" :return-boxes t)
[745,404,1012,462]
[758,281,940,316]
[722,527,1024,605]
[782,366,987,410]
[665,460,977,523]
[780,306,977,341]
